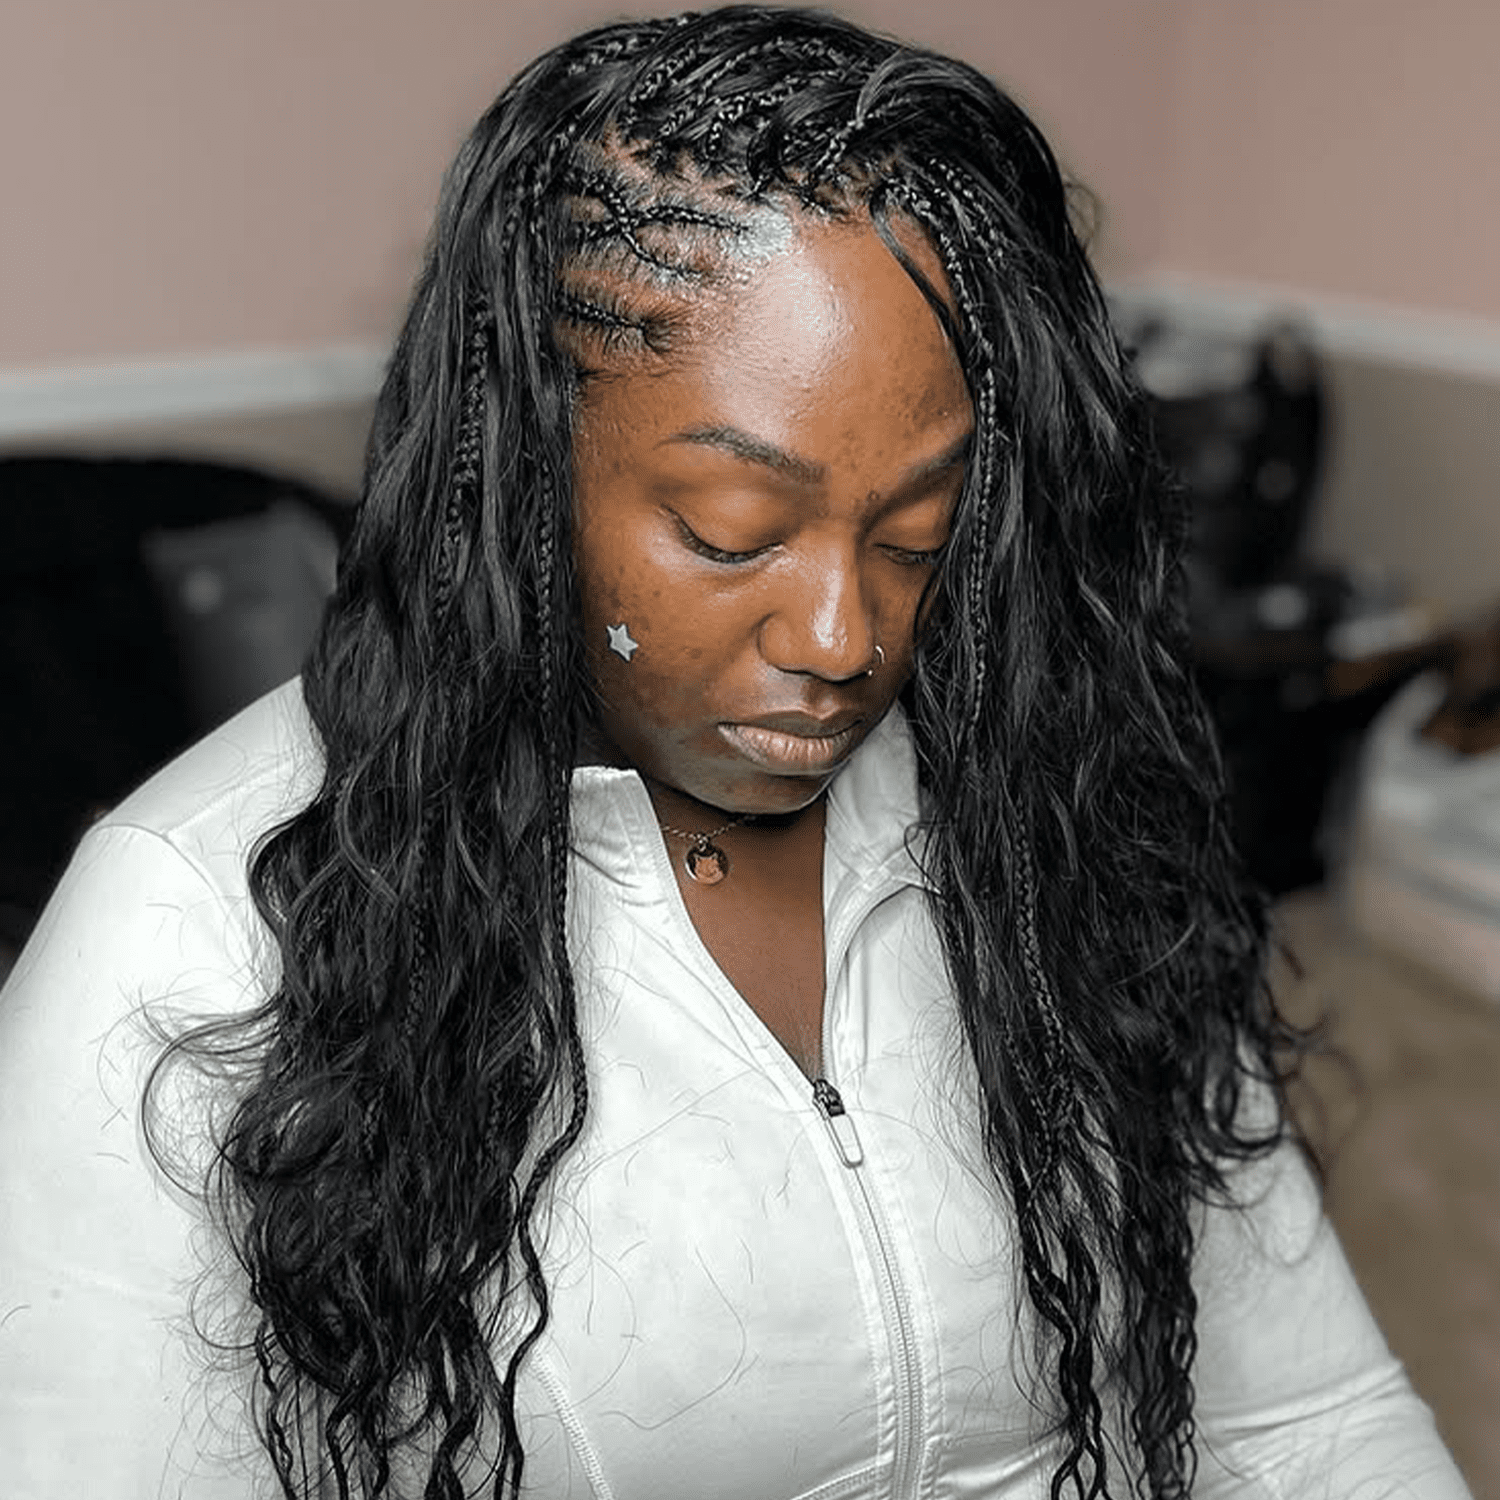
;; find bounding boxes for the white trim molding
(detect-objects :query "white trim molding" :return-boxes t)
[4,279,1500,444]
[0,343,389,442]
[1108,274,1500,384]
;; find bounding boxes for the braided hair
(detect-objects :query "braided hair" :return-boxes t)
[148,9,1308,1497]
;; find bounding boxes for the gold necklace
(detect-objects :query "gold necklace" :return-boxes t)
[659,813,753,885]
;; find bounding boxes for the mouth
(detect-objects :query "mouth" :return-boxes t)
[718,712,866,775]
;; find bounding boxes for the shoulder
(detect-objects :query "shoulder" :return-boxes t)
[0,678,326,1197]
[3,678,324,1040]
[0,696,319,1499]
[99,676,324,898]
[1189,1128,1469,1495]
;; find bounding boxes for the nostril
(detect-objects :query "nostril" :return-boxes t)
[762,617,879,681]
[756,553,881,680]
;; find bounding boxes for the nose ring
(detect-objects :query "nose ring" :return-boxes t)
[863,643,886,678]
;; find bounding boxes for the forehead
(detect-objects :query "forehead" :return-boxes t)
[693,215,956,388]
[571,214,972,483]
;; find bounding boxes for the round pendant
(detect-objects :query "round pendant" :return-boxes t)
[684,841,729,885]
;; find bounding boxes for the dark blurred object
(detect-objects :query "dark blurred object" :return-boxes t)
[1120,311,1445,895]
[1141,319,1325,593]
[141,500,340,729]
[0,455,352,935]
[1418,606,1500,756]
[1190,562,1442,895]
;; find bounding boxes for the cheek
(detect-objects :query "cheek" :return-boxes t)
[578,520,726,671]
[596,595,726,702]
[575,509,651,647]
[578,548,721,731]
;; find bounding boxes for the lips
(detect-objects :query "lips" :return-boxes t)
[718,710,866,775]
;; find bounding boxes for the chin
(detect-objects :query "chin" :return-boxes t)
[712,767,837,818]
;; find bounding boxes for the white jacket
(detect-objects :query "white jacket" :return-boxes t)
[0,682,1469,1499]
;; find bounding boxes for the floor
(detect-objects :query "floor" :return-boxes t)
[1272,888,1500,1499]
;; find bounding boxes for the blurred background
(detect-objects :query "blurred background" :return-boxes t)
[2,0,1498,1491]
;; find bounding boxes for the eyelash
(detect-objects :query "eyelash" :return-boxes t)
[883,545,945,568]
[673,516,944,569]
[674,518,769,565]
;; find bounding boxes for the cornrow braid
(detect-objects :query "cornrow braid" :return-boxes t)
[561,166,740,278]
[570,167,679,273]
[554,288,641,340]
[561,173,747,241]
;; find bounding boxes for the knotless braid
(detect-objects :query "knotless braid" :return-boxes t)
[619,31,720,120]
[1013,830,1075,1171]
[563,28,655,80]
[802,70,906,191]
[437,300,492,621]
[923,152,1012,259]
[703,77,801,163]
[487,452,591,1496]
[651,40,835,146]
[524,119,586,214]
[884,170,1004,737]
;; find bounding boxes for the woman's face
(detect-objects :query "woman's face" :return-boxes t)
[571,214,973,816]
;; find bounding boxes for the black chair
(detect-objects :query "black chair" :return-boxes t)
[0,454,353,948]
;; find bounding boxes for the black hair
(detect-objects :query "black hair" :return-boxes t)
[147,8,1314,1497]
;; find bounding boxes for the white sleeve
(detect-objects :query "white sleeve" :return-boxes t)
[0,823,272,1499]
[1190,1133,1470,1498]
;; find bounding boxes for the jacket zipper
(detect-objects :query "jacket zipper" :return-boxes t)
[812,1075,924,1499]
[659,814,929,1494]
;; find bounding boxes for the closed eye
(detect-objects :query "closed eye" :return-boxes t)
[881,543,946,567]
[672,514,772,565]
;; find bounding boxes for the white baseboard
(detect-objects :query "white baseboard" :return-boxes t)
[1109,274,1500,384]
[0,343,388,442]
[3,279,1500,444]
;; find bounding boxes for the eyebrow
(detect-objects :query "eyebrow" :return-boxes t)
[662,423,972,491]
[664,425,825,484]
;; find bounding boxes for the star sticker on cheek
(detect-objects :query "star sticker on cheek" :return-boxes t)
[605,623,639,662]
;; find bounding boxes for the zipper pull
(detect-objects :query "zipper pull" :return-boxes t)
[813,1078,864,1167]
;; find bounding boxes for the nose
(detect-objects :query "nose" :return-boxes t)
[759,544,879,683]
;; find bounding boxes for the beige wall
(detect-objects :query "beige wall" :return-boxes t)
[1159,0,1500,321]
[6,0,1498,367]
[0,0,1172,370]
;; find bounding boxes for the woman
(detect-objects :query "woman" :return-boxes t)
[0,7,1468,1498]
